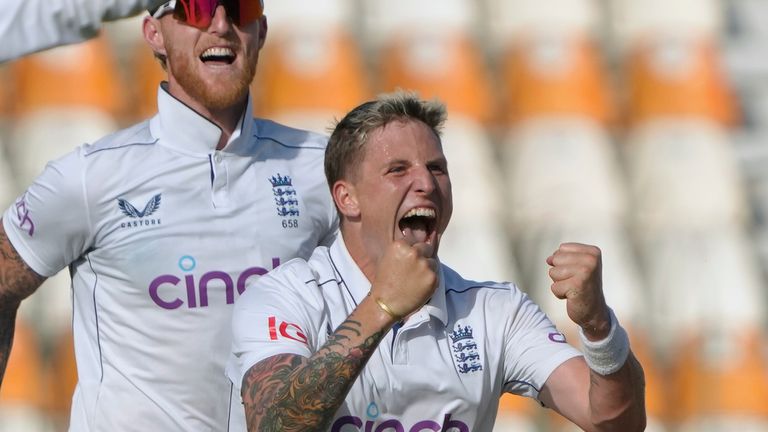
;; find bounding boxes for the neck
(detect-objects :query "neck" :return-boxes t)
[340,228,376,282]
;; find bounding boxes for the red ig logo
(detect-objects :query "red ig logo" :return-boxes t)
[268,316,308,344]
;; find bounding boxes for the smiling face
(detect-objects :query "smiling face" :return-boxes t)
[335,119,453,271]
[144,5,267,114]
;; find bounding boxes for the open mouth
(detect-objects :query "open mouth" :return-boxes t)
[399,207,437,245]
[200,47,236,65]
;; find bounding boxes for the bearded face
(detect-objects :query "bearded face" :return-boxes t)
[152,9,267,114]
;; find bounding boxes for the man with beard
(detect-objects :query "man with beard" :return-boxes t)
[229,91,647,431]
[0,1,338,430]
[1,0,167,62]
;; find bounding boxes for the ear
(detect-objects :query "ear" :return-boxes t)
[143,16,167,58]
[332,180,360,219]
[257,15,268,49]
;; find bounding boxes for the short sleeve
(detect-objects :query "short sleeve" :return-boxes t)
[228,261,323,389]
[2,149,92,277]
[502,287,582,399]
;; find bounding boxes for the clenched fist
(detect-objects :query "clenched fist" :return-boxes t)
[546,242,611,340]
[369,240,438,320]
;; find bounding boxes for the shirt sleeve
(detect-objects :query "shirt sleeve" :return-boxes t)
[502,286,582,400]
[229,261,324,390]
[2,149,93,277]
[0,0,165,62]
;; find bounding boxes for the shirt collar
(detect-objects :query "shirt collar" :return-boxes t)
[149,82,254,155]
[329,234,448,327]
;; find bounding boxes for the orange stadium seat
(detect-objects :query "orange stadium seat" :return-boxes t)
[6,35,125,186]
[8,36,124,119]
[624,37,739,128]
[367,0,494,124]
[378,34,495,124]
[45,329,78,431]
[499,36,615,126]
[250,0,368,134]
[0,319,50,432]
[671,330,768,430]
[126,39,167,122]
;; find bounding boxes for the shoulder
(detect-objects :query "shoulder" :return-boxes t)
[82,120,156,158]
[251,118,329,152]
[441,264,534,315]
[441,264,514,297]
[249,246,334,294]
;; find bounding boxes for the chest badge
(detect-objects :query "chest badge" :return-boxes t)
[270,173,300,228]
[450,324,483,374]
[117,194,162,229]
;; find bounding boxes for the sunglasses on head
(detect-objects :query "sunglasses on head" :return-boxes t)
[153,0,264,29]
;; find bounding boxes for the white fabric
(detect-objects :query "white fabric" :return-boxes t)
[229,234,581,431]
[0,0,165,62]
[2,85,338,431]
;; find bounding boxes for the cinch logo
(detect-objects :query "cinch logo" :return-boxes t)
[118,194,162,229]
[268,316,307,344]
[148,255,280,310]
[14,194,35,237]
[332,411,469,432]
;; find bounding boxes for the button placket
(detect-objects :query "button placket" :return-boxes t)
[210,152,230,208]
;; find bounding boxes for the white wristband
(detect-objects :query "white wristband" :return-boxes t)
[578,308,630,376]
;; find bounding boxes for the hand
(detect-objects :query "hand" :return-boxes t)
[369,240,438,320]
[546,243,610,340]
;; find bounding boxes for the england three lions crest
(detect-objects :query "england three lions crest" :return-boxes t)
[450,324,483,374]
[270,174,300,227]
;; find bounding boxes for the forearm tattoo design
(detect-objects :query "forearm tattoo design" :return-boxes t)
[243,319,386,431]
[0,228,44,386]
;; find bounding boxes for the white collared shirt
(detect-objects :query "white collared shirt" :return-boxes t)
[229,234,581,431]
[3,85,338,431]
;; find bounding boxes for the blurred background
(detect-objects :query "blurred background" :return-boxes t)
[1,0,768,430]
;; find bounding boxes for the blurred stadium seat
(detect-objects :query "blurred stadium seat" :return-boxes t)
[45,329,78,431]
[125,35,167,122]
[250,0,369,134]
[0,318,50,432]
[616,1,768,430]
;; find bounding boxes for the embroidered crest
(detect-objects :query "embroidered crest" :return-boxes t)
[270,173,300,219]
[450,324,483,374]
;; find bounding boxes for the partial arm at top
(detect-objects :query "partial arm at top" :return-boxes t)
[0,0,166,62]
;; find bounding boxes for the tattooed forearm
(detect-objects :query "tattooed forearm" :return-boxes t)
[0,223,45,387]
[243,318,386,432]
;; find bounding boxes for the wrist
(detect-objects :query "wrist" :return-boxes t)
[580,308,612,341]
[578,307,630,376]
[366,293,403,325]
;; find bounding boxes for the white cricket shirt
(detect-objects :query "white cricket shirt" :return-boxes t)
[2,85,338,431]
[229,235,582,431]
